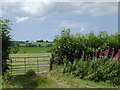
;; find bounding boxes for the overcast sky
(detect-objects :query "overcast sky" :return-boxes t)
[1,0,118,41]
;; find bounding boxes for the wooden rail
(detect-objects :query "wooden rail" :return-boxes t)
[9,56,50,75]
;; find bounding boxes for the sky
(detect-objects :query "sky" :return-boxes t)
[1,0,118,42]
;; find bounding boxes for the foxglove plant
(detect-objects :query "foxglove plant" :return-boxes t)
[110,48,114,60]
[81,50,84,60]
[95,49,98,60]
[113,49,120,61]
[99,49,103,58]
[68,60,72,65]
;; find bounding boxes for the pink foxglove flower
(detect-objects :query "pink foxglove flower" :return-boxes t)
[113,52,119,61]
[81,50,84,60]
[99,49,103,58]
[114,73,117,76]
[110,48,114,60]
[68,61,72,65]
[88,56,91,61]
[118,49,120,60]
[110,72,112,74]
[105,49,109,58]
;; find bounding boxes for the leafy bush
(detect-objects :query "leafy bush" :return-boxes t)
[52,29,87,64]
[1,18,12,75]
[25,69,37,77]
[3,69,42,88]
[61,48,120,85]
[52,29,120,65]
[12,46,19,54]
[52,29,120,85]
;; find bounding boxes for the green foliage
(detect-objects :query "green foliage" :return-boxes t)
[52,29,120,85]
[3,69,42,88]
[37,39,44,42]
[61,55,120,85]
[52,28,87,64]
[12,46,19,54]
[1,18,12,75]
[52,29,120,65]
[25,69,37,77]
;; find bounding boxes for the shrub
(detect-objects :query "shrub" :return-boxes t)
[25,69,37,77]
[61,48,120,85]
[52,28,87,64]
[1,18,12,75]
[52,29,120,65]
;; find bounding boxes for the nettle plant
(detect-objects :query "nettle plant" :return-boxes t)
[61,47,120,85]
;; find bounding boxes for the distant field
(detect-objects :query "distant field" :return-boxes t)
[12,47,51,54]
[19,42,54,47]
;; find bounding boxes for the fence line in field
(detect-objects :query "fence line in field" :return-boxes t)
[9,56,50,75]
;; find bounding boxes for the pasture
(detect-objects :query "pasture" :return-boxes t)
[15,47,51,53]
[19,42,54,47]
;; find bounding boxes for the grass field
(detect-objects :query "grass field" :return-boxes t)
[10,53,51,57]
[19,42,54,47]
[12,47,51,53]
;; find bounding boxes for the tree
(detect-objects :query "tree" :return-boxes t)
[1,18,12,75]
[26,40,29,43]
[37,39,44,42]
[46,40,48,42]
[40,39,44,42]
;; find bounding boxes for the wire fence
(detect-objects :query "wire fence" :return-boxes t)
[8,56,50,75]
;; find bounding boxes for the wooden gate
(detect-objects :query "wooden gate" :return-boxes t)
[8,56,50,75]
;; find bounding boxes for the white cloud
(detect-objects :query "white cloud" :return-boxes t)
[2,0,119,2]
[16,16,29,22]
[80,27,85,32]
[59,20,89,32]
[1,2,118,22]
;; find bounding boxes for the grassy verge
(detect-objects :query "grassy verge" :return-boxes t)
[50,65,120,88]
[2,65,120,88]
[2,70,62,88]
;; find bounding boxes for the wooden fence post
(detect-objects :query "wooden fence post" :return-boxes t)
[37,58,39,74]
[11,59,12,75]
[50,55,53,71]
[24,58,26,73]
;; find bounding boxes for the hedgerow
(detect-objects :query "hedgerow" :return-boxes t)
[52,29,120,64]
[51,28,120,85]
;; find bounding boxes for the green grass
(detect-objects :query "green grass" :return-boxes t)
[15,47,51,53]
[2,70,61,88]
[0,76,2,89]
[10,53,51,57]
[50,65,120,88]
[19,42,54,47]
[3,65,120,88]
